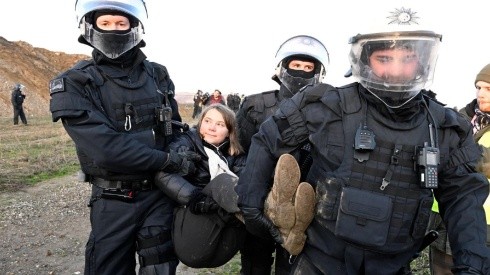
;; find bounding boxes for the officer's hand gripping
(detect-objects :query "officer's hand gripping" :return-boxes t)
[162,150,201,176]
[241,207,283,244]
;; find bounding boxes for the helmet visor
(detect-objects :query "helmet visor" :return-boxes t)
[81,19,143,59]
[350,31,441,94]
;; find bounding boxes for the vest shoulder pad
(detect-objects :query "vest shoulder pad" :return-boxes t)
[337,84,361,114]
[422,90,446,107]
[244,90,278,113]
[146,61,175,96]
[262,90,278,108]
[441,106,472,134]
[49,60,95,95]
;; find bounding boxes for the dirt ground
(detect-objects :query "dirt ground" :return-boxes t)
[0,174,200,275]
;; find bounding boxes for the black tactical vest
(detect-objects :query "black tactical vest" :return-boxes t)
[67,61,171,180]
[310,86,450,254]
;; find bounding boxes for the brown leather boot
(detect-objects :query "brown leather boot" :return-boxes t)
[282,181,315,255]
[265,154,300,232]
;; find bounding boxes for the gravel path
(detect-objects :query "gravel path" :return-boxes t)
[0,174,199,274]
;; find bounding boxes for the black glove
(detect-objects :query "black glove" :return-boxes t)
[187,192,219,214]
[241,207,283,244]
[161,150,201,176]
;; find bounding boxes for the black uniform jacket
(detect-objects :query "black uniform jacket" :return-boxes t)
[49,49,179,177]
[237,82,490,272]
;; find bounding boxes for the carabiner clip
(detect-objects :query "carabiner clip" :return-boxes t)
[289,254,297,265]
[125,115,132,131]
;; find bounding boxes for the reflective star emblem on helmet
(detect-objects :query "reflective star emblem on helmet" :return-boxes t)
[387,7,419,25]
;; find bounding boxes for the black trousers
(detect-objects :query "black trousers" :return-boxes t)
[192,105,202,119]
[240,231,292,275]
[85,185,177,275]
[13,106,27,125]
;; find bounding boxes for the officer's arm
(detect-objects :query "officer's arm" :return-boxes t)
[435,124,490,274]
[236,114,305,209]
[155,171,198,205]
[236,116,301,243]
[50,77,166,174]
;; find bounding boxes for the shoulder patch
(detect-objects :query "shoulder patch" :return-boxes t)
[49,78,65,94]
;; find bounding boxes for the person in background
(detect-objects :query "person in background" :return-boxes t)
[49,0,199,273]
[235,34,330,275]
[234,93,242,112]
[206,89,225,106]
[192,89,204,119]
[227,93,234,111]
[428,63,490,275]
[226,92,241,113]
[236,7,490,274]
[11,83,27,125]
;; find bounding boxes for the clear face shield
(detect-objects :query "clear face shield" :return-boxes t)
[349,31,442,108]
[80,17,144,59]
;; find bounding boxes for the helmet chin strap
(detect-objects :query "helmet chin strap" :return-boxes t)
[365,87,419,109]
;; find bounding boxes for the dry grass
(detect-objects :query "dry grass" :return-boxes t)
[0,116,78,191]
[0,104,196,192]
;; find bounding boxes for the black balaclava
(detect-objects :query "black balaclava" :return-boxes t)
[278,54,321,98]
[282,55,318,79]
[361,85,425,123]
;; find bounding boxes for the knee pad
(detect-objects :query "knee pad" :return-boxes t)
[137,227,176,267]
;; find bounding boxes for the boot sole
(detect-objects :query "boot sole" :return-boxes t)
[283,182,316,255]
[272,154,300,204]
[266,154,301,229]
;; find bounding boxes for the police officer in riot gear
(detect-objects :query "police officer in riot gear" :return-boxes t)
[50,0,198,274]
[235,35,329,275]
[236,7,490,275]
[11,83,27,125]
[236,34,329,152]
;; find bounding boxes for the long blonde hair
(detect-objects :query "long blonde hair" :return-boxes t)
[197,104,243,156]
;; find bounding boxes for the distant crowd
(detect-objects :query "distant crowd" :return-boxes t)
[192,89,243,119]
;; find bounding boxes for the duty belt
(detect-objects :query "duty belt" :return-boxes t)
[91,177,154,191]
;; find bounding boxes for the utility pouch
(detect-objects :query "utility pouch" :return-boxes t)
[101,189,134,202]
[335,187,392,247]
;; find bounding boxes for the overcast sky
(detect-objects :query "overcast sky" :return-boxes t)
[1,0,489,108]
